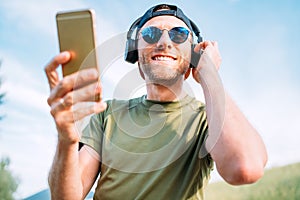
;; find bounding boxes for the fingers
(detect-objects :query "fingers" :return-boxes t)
[192,40,222,83]
[48,68,103,125]
[194,42,205,53]
[49,100,107,139]
[46,51,71,72]
[45,52,71,90]
[58,81,103,108]
[47,68,99,106]
[50,81,106,127]
[194,41,218,53]
[50,100,107,122]
[45,52,106,140]
[73,101,107,120]
[194,40,221,67]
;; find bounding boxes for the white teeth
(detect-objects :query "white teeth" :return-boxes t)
[154,56,175,61]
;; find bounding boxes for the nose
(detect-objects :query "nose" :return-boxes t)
[156,30,172,50]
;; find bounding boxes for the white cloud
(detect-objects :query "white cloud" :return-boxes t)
[1,0,119,44]
[0,0,300,197]
[215,6,299,169]
[0,2,121,196]
[0,50,49,110]
[243,81,300,167]
[1,0,88,36]
[0,131,56,198]
[0,51,56,197]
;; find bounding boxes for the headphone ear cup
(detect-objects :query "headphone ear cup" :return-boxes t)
[190,44,201,68]
[125,39,138,64]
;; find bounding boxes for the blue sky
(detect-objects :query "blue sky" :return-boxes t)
[0,0,300,198]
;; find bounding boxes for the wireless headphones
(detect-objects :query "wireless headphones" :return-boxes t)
[124,4,203,68]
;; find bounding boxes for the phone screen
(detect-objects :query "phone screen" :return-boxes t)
[56,9,98,76]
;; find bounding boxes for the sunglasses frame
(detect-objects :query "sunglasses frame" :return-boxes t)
[140,26,190,44]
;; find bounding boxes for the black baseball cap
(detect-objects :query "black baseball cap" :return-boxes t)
[137,4,194,31]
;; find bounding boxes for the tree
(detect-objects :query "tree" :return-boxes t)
[0,157,19,200]
[0,60,19,200]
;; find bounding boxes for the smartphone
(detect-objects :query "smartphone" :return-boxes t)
[56,9,98,77]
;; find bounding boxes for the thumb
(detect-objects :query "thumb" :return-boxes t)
[193,42,205,53]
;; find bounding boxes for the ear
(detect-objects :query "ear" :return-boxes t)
[184,68,191,80]
[138,63,145,80]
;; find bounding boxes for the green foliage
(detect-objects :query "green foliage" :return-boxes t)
[0,157,19,200]
[0,61,19,199]
[206,162,300,200]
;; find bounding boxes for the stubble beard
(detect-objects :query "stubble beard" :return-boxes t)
[142,63,183,87]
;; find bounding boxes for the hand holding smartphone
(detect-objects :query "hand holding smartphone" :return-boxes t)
[56,9,98,77]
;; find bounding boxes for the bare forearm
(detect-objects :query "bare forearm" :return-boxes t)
[45,52,104,199]
[195,55,267,184]
[48,140,83,200]
[206,92,268,184]
[193,41,267,184]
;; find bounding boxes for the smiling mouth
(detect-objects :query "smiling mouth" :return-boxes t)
[152,55,177,61]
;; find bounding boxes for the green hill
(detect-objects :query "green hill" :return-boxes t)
[205,162,300,200]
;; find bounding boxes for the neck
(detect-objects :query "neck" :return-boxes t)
[145,77,186,101]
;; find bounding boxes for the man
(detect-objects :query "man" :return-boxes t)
[45,4,267,200]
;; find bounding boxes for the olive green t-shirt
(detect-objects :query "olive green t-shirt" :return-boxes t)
[81,95,213,200]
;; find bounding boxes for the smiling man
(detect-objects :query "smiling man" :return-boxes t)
[137,15,192,89]
[45,4,267,200]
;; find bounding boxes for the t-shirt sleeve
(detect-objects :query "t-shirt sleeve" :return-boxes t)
[198,107,215,178]
[80,113,104,156]
[200,132,214,180]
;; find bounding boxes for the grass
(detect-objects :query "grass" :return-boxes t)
[205,162,300,200]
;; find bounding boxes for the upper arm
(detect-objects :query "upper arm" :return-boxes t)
[79,144,101,199]
[207,95,267,185]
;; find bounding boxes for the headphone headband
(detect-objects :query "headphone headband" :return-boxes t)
[125,3,203,67]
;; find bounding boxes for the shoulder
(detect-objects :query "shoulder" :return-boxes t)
[185,95,206,114]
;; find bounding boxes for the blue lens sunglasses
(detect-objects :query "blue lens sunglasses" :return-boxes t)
[140,26,190,44]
